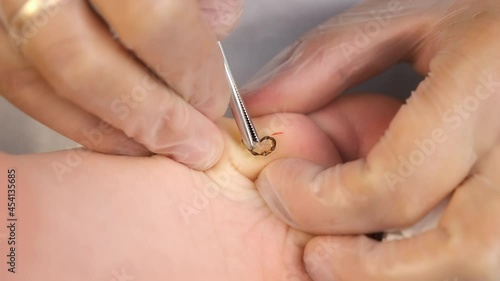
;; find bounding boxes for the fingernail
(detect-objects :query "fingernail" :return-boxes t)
[312,262,337,281]
[199,0,244,37]
[256,171,298,227]
[173,133,224,171]
[305,239,339,281]
[240,44,296,94]
[115,139,151,157]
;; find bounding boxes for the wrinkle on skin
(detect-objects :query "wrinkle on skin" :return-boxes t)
[0,92,408,281]
[0,112,342,281]
[215,114,341,181]
[198,0,244,38]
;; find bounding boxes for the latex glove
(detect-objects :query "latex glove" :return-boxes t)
[0,94,398,281]
[243,0,500,279]
[0,0,243,170]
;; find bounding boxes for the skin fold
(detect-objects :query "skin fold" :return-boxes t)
[0,0,244,170]
[3,0,499,279]
[0,94,399,281]
[243,0,500,279]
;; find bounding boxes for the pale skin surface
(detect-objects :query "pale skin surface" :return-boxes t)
[243,0,500,279]
[0,94,399,281]
[2,0,500,279]
[0,0,244,170]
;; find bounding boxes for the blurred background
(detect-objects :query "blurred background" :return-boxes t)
[0,0,421,154]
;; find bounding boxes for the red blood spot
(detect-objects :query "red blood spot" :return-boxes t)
[271,132,284,136]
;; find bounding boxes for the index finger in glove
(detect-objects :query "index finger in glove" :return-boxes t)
[0,0,225,170]
[89,0,242,120]
[256,2,500,234]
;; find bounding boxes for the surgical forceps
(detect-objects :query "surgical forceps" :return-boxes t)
[217,42,276,156]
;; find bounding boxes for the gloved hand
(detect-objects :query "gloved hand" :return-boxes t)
[243,0,500,279]
[2,96,396,280]
[0,0,243,170]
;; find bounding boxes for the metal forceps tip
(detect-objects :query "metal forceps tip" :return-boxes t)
[217,42,276,156]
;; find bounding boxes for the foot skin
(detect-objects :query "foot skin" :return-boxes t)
[0,113,341,281]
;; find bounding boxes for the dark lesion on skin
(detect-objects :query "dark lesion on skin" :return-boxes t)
[250,136,277,157]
